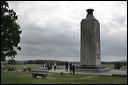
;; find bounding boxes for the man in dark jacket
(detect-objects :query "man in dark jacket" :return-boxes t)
[72,64,75,74]
[65,62,68,71]
[69,63,72,74]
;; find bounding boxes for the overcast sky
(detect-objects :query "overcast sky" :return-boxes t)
[8,1,127,62]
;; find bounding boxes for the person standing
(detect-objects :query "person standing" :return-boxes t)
[54,62,57,71]
[65,62,68,71]
[72,64,75,74]
[44,63,47,68]
[69,63,72,74]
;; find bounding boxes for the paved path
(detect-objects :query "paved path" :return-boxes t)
[49,68,127,76]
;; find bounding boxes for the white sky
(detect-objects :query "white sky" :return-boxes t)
[8,1,127,62]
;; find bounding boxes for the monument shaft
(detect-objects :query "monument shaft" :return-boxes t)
[80,9,101,66]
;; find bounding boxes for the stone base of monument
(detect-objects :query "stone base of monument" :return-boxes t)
[75,65,110,73]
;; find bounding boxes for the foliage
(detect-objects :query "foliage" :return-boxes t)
[27,60,35,64]
[8,59,16,65]
[1,1,22,61]
[35,60,45,64]
[114,62,122,69]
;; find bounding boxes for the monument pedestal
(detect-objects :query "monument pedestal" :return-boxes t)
[75,65,110,73]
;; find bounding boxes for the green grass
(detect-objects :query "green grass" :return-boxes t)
[1,71,127,84]
[1,64,127,84]
[14,64,43,69]
[102,64,127,70]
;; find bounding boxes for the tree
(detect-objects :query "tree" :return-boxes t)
[8,58,16,65]
[114,62,122,69]
[1,1,22,61]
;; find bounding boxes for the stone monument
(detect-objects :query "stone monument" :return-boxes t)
[76,9,110,72]
[80,9,101,66]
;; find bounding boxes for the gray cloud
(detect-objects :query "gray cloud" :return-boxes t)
[19,21,80,59]
[101,14,127,57]
[8,1,127,61]
[21,21,79,46]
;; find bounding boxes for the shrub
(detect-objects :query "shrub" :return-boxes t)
[114,62,122,69]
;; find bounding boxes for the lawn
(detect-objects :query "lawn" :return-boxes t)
[14,64,43,69]
[1,71,127,84]
[102,63,127,70]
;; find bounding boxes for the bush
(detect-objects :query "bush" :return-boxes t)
[114,63,122,69]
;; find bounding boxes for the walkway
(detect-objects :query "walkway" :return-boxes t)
[49,68,127,76]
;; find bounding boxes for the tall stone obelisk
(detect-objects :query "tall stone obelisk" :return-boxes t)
[80,9,101,66]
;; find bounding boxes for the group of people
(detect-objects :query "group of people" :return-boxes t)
[43,63,52,70]
[43,62,75,74]
[65,62,75,74]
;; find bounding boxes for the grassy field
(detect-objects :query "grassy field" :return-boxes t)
[1,71,127,84]
[14,64,43,70]
[102,63,127,70]
[1,64,127,84]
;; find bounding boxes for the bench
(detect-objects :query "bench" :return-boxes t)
[31,67,48,79]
